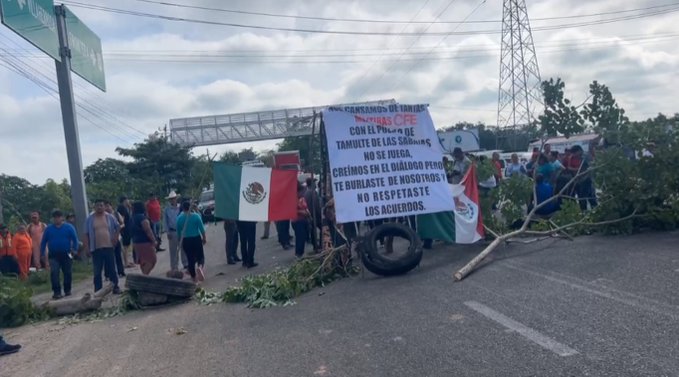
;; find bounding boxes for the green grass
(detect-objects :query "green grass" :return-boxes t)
[24,260,92,295]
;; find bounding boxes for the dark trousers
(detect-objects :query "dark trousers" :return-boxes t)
[182,236,204,279]
[237,221,257,266]
[276,220,291,247]
[92,247,118,291]
[576,180,598,211]
[308,220,320,250]
[113,242,125,276]
[224,221,240,263]
[292,219,309,257]
[48,252,72,295]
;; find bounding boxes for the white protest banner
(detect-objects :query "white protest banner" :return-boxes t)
[323,103,455,223]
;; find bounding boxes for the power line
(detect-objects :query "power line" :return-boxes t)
[0,32,149,138]
[350,0,437,100]
[60,1,679,37]
[0,54,134,144]
[10,35,677,65]
[7,32,679,62]
[129,0,679,25]
[0,41,140,143]
[384,0,488,95]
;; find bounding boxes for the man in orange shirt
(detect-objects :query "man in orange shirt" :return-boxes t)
[13,224,33,280]
[0,224,19,276]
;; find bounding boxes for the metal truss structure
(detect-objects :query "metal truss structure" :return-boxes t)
[169,99,396,147]
[497,0,542,134]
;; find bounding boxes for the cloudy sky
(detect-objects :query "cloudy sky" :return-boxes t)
[1,0,678,184]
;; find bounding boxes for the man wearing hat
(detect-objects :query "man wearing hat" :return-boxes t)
[164,190,187,271]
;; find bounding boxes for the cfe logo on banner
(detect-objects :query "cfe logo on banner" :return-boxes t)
[323,103,454,223]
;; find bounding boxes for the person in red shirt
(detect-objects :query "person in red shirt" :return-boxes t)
[13,225,33,280]
[146,193,164,252]
[292,183,311,258]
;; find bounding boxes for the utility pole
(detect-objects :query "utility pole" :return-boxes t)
[497,0,542,151]
[54,4,88,235]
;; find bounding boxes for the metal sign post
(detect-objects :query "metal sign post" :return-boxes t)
[54,4,87,235]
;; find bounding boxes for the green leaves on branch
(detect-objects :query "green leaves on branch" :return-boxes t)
[200,249,357,309]
[0,276,50,328]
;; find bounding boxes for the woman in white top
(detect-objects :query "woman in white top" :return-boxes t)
[505,153,527,177]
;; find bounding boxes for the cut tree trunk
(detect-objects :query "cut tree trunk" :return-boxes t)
[43,293,103,316]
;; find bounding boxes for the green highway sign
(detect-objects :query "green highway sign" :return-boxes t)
[0,0,60,61]
[63,5,105,91]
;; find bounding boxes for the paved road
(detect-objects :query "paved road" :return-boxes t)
[3,225,678,377]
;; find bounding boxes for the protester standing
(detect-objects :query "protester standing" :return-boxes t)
[13,225,33,280]
[236,220,257,268]
[177,201,207,281]
[224,219,241,264]
[164,191,187,271]
[27,211,48,270]
[275,220,292,250]
[293,184,310,258]
[0,224,18,276]
[40,210,79,299]
[117,197,134,268]
[304,178,322,252]
[451,148,471,184]
[105,201,126,278]
[505,153,527,177]
[261,221,271,240]
[130,202,157,275]
[84,199,121,294]
[146,193,164,252]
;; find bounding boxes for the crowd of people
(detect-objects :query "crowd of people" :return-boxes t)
[442,143,598,218]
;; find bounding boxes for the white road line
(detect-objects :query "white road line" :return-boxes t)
[464,301,579,357]
[501,261,679,321]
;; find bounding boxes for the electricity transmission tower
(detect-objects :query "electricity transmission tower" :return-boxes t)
[496,0,542,150]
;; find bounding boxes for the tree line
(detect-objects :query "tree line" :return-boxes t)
[1,78,678,231]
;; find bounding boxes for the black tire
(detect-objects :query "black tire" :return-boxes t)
[125,273,196,298]
[364,223,423,268]
[361,251,420,276]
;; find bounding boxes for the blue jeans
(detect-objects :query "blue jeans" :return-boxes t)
[49,252,72,296]
[92,247,118,291]
[152,221,162,247]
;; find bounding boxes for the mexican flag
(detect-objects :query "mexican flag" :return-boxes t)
[213,164,298,222]
[417,164,484,243]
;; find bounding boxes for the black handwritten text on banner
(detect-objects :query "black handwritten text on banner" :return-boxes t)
[324,104,454,223]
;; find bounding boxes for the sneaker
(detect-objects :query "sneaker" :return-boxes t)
[260,236,269,240]
[227,260,236,265]
[247,263,259,269]
[112,287,122,295]
[64,292,72,297]
[0,342,21,356]
[52,294,63,300]
[196,266,205,282]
